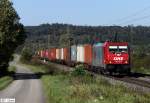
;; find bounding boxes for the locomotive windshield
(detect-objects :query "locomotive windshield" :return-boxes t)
[118,46,128,53]
[109,46,118,53]
[109,46,128,53]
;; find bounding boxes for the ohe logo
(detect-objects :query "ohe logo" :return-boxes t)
[113,57,123,61]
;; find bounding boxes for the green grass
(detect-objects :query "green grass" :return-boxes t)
[132,67,150,75]
[132,55,150,75]
[24,62,150,103]
[0,76,13,90]
[8,66,16,73]
[42,74,150,103]
[0,66,16,90]
[24,64,49,73]
[21,61,67,75]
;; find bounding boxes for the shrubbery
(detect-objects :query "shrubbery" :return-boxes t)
[71,64,86,76]
[20,48,32,63]
[132,46,150,73]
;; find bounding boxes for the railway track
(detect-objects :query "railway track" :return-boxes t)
[39,60,150,93]
[110,76,150,88]
[94,74,150,93]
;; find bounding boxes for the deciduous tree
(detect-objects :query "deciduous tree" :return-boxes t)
[0,0,26,74]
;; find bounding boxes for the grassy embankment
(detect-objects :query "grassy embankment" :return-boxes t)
[0,66,16,90]
[132,55,150,75]
[23,61,150,103]
[132,67,150,75]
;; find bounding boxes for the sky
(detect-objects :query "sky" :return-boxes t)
[12,0,150,26]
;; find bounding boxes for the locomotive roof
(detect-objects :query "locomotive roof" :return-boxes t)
[93,43,104,46]
[104,41,128,46]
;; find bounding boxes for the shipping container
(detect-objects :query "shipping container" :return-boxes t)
[84,44,93,65]
[71,45,77,62]
[37,51,40,56]
[41,50,45,58]
[60,48,64,60]
[40,50,43,58]
[59,48,62,60]
[56,49,60,60]
[43,50,47,58]
[63,47,71,62]
[77,45,84,63]
[92,43,104,67]
[48,48,56,61]
[45,50,49,58]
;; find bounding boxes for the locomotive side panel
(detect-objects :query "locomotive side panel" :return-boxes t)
[92,43,104,67]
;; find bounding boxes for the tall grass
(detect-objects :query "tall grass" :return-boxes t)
[42,74,150,103]
[24,61,150,103]
[0,76,13,90]
[132,55,150,74]
[8,66,16,73]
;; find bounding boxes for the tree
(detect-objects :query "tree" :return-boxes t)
[59,33,73,47]
[59,26,73,47]
[0,0,26,74]
[20,47,32,63]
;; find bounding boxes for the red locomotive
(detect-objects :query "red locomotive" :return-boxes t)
[102,41,130,74]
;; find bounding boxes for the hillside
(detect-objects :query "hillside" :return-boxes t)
[24,23,150,53]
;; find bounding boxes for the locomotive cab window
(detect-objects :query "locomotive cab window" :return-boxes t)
[118,46,128,53]
[109,46,128,53]
[109,46,118,53]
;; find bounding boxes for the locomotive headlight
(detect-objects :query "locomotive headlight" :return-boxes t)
[104,60,106,63]
[125,61,128,64]
[109,61,112,64]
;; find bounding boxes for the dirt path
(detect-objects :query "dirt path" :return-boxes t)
[0,55,45,103]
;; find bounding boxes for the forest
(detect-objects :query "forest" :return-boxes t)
[24,23,150,53]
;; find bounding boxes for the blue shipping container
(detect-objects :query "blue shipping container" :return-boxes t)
[71,45,77,62]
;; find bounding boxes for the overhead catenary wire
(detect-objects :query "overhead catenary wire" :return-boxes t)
[116,5,150,23]
[118,14,150,25]
[108,5,150,26]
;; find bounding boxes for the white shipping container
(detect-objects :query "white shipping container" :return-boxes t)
[56,49,59,59]
[61,48,64,60]
[77,45,84,62]
[41,51,43,57]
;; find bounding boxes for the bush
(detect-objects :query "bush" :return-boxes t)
[71,64,86,77]
[132,54,150,73]
[20,48,32,63]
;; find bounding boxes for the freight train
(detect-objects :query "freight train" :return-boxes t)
[37,41,131,75]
